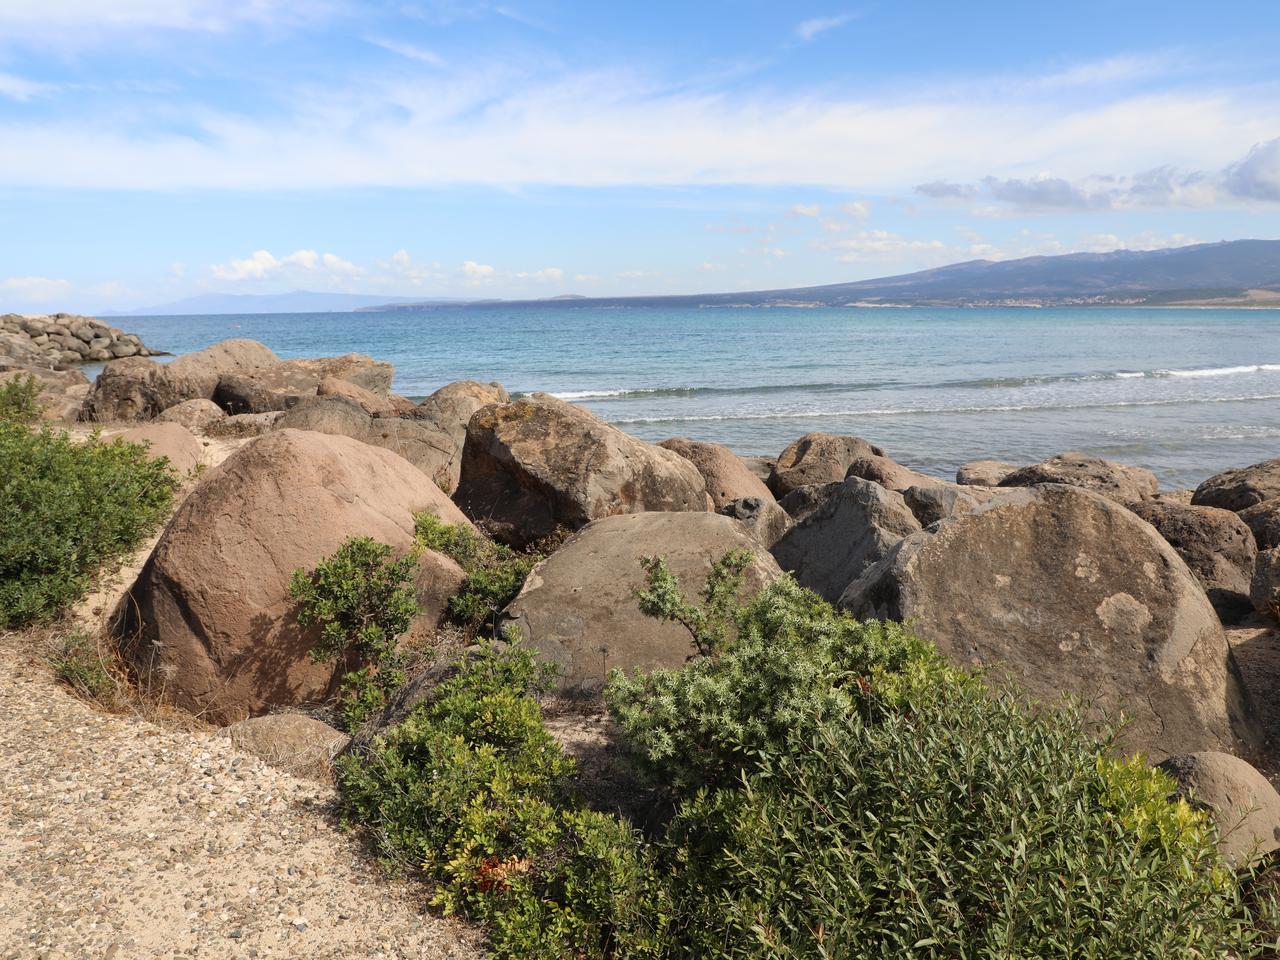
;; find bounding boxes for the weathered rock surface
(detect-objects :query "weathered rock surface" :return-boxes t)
[1254,548,1280,620]
[998,452,1158,504]
[156,397,227,433]
[777,482,836,523]
[317,376,412,417]
[205,411,284,439]
[768,432,886,497]
[719,496,794,549]
[0,312,159,366]
[0,365,90,422]
[125,429,471,723]
[110,422,204,476]
[213,354,392,415]
[277,396,460,491]
[503,512,781,692]
[845,454,944,492]
[1194,459,1280,513]
[408,380,509,441]
[903,484,980,527]
[771,477,921,603]
[216,713,349,782]
[659,437,774,509]
[841,484,1259,760]
[1158,752,1280,866]
[1128,500,1257,620]
[81,339,278,421]
[956,459,1018,486]
[739,455,775,484]
[1240,499,1280,550]
[454,393,708,547]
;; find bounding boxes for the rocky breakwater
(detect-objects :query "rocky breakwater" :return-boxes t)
[1,312,159,365]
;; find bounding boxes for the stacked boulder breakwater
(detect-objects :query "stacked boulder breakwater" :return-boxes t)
[0,312,160,367]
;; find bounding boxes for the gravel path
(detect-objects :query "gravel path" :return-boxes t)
[0,645,483,960]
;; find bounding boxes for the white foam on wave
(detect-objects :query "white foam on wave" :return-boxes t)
[1160,364,1280,378]
[1115,371,1146,379]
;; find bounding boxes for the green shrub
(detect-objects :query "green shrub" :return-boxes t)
[338,640,667,959]
[415,514,537,631]
[0,373,41,423]
[0,423,178,627]
[289,537,419,731]
[50,631,116,702]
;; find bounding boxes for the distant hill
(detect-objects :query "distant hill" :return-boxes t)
[367,239,1280,311]
[111,290,445,316]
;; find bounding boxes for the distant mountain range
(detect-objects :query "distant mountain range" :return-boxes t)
[113,240,1280,316]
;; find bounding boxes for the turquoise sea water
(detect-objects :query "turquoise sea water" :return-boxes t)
[111,306,1280,489]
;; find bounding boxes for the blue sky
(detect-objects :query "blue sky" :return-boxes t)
[1,0,1279,311]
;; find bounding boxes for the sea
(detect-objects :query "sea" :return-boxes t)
[103,305,1280,490]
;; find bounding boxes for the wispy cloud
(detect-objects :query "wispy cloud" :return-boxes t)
[795,13,854,42]
[365,36,447,67]
[2,275,71,301]
[210,249,362,282]
[0,71,53,101]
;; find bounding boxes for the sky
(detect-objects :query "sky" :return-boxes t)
[1,0,1280,312]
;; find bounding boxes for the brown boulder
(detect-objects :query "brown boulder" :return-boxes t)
[1128,500,1257,621]
[316,376,412,416]
[110,422,204,476]
[454,393,708,547]
[768,432,886,496]
[902,484,981,527]
[216,714,349,782]
[998,452,1158,504]
[956,459,1017,486]
[659,437,774,509]
[502,512,781,692]
[845,454,944,492]
[156,398,226,433]
[1193,459,1280,513]
[125,429,471,723]
[739,456,775,484]
[205,411,284,439]
[841,485,1259,760]
[1254,548,1280,620]
[80,356,171,421]
[1158,752,1280,866]
[213,354,392,414]
[0,366,89,422]
[1240,499,1280,550]
[771,477,921,603]
[162,339,279,404]
[718,496,794,549]
[408,380,509,442]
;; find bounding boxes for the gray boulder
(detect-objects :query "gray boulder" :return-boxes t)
[156,398,226,433]
[771,477,921,603]
[768,432,886,497]
[1128,500,1257,621]
[1193,459,1280,513]
[845,454,944,492]
[503,512,781,692]
[841,484,1259,760]
[660,437,774,509]
[454,393,708,548]
[998,452,1158,504]
[1158,752,1280,867]
[902,484,980,528]
[213,354,392,414]
[1253,547,1280,620]
[718,496,794,549]
[956,459,1018,486]
[1240,499,1280,550]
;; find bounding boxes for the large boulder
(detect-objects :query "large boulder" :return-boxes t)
[453,393,708,547]
[213,354,392,415]
[124,429,472,723]
[276,396,460,491]
[316,376,412,417]
[845,454,944,492]
[768,432,886,497]
[110,422,204,476]
[1254,548,1280,620]
[659,437,774,509]
[0,365,89,422]
[156,398,226,434]
[956,459,1017,487]
[80,339,278,421]
[841,485,1259,760]
[998,452,1158,504]
[1240,499,1280,550]
[902,484,981,528]
[1128,500,1257,621]
[408,380,509,443]
[719,496,793,549]
[502,512,782,692]
[771,477,921,603]
[216,714,349,782]
[1157,752,1280,867]
[739,455,775,484]
[1195,459,1280,513]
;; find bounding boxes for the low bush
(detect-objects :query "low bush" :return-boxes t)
[338,640,668,959]
[0,423,178,627]
[289,536,419,731]
[415,514,537,631]
[0,373,41,423]
[50,631,117,703]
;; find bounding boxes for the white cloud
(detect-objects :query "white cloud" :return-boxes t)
[0,0,336,39]
[210,248,365,283]
[211,249,280,281]
[790,203,820,217]
[2,275,71,301]
[795,14,854,42]
[514,266,564,283]
[0,71,52,101]
[840,201,870,219]
[700,262,724,271]
[829,230,947,263]
[461,260,496,281]
[365,36,446,67]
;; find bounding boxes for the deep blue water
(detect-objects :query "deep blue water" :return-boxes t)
[106,305,1280,489]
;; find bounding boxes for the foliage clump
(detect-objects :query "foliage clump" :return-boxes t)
[0,373,42,424]
[415,514,538,631]
[289,536,419,731]
[338,640,667,959]
[0,423,178,627]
